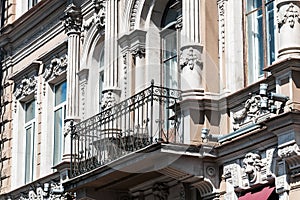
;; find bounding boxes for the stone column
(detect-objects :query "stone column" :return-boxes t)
[63,4,82,161]
[180,0,204,98]
[102,0,120,108]
[277,0,300,59]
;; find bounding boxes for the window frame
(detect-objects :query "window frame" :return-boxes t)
[243,0,275,85]
[53,80,67,166]
[24,99,36,184]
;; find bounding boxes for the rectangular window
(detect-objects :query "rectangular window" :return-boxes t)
[28,0,38,9]
[163,30,178,89]
[24,100,36,183]
[53,81,66,165]
[245,0,275,84]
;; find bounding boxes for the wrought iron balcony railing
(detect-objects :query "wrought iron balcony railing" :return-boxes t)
[70,82,182,177]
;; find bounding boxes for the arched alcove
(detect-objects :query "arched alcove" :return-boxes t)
[80,24,105,119]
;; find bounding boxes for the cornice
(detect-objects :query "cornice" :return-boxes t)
[0,0,66,51]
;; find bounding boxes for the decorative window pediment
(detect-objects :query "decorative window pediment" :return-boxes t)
[10,63,40,102]
[43,54,68,82]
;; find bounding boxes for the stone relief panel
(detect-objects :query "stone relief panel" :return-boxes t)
[223,149,276,194]
[232,83,289,130]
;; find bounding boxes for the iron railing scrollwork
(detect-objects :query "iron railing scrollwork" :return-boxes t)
[70,83,182,177]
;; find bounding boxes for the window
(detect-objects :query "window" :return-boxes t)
[28,0,38,9]
[245,0,275,84]
[161,0,181,89]
[0,0,7,27]
[99,48,104,111]
[53,81,66,165]
[24,99,36,183]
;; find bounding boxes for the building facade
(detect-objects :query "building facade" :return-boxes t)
[0,0,300,199]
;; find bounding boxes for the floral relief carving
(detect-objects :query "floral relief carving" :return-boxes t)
[43,55,68,81]
[278,3,300,31]
[14,76,37,100]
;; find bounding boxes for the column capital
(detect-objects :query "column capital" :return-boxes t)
[63,4,83,35]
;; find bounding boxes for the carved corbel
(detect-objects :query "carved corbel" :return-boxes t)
[131,46,145,58]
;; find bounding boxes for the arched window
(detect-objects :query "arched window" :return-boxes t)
[161,0,181,89]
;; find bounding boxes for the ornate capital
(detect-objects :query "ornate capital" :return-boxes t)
[131,46,145,58]
[277,3,300,31]
[63,4,82,34]
[44,54,68,81]
[14,75,37,100]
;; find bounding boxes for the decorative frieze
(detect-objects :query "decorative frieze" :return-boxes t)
[14,75,37,100]
[278,3,300,31]
[43,54,68,81]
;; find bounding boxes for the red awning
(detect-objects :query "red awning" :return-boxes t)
[238,187,275,200]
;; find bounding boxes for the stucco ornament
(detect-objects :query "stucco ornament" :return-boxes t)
[278,3,300,31]
[63,4,82,34]
[44,54,68,81]
[14,76,37,99]
[242,152,265,184]
[101,91,117,110]
[180,47,202,70]
[232,83,289,130]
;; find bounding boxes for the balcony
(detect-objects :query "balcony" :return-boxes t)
[70,83,182,178]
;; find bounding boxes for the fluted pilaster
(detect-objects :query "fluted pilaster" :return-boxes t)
[62,4,82,161]
[102,0,120,106]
